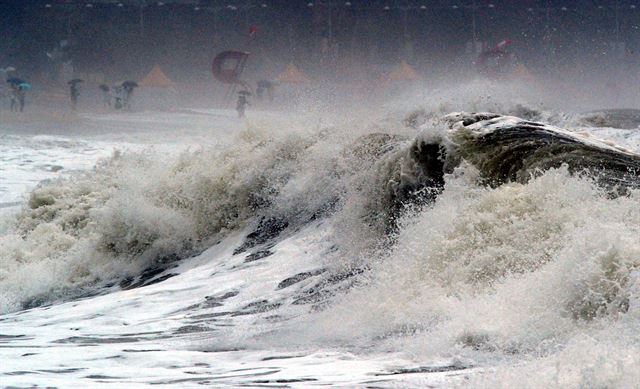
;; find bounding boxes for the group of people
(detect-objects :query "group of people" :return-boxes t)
[68,80,138,111]
[98,81,138,111]
[5,71,275,117]
[2,72,140,114]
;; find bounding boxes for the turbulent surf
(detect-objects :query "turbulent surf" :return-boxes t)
[1,99,640,387]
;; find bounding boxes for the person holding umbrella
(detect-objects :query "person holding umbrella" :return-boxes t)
[99,84,111,108]
[68,79,83,110]
[113,86,125,110]
[9,84,19,112]
[121,81,138,111]
[256,80,275,103]
[7,77,30,112]
[236,90,251,118]
[16,83,30,112]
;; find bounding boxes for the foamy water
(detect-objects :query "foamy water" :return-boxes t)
[2,83,640,387]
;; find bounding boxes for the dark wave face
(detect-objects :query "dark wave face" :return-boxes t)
[438,112,640,191]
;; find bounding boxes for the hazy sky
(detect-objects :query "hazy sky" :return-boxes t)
[2,1,638,81]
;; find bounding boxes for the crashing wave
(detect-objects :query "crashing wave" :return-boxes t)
[1,111,639,314]
[302,115,640,372]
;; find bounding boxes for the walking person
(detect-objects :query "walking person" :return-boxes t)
[99,84,111,108]
[9,84,19,112]
[121,81,138,111]
[68,79,83,110]
[9,84,28,112]
[16,86,25,112]
[6,77,29,112]
[236,90,250,118]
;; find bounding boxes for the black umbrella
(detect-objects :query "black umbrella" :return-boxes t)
[238,90,252,96]
[99,84,109,92]
[7,77,26,85]
[68,78,84,85]
[121,81,138,89]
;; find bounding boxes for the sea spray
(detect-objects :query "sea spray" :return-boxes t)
[3,110,640,317]
[0,119,416,312]
[299,166,640,386]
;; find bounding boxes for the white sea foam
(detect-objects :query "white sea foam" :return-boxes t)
[0,112,420,312]
[300,166,640,386]
[2,85,640,386]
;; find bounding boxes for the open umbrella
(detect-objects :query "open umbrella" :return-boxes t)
[67,78,84,85]
[7,77,26,85]
[18,83,31,91]
[238,90,252,96]
[121,81,138,89]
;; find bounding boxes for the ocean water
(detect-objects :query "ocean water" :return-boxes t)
[1,82,640,388]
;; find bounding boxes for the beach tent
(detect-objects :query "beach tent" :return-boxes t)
[271,63,311,109]
[276,63,310,84]
[384,61,420,82]
[139,64,175,88]
[137,64,178,110]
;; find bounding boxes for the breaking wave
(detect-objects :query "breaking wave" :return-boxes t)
[298,165,640,387]
[2,93,640,385]
[2,106,640,317]
[0,116,422,312]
